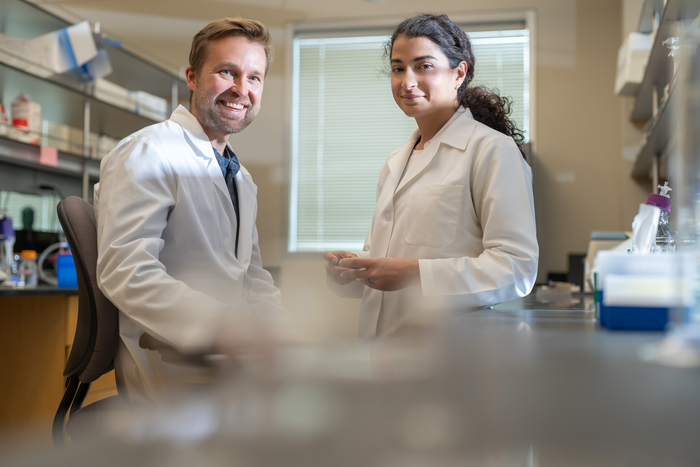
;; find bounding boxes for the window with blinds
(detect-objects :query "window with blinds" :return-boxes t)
[289,27,530,253]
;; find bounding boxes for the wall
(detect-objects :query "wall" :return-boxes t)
[61,0,639,340]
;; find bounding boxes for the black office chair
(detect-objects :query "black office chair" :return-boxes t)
[52,196,125,445]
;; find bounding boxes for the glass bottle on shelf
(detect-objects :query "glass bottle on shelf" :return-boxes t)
[17,250,37,288]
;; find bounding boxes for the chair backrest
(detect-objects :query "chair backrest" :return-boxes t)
[57,196,119,383]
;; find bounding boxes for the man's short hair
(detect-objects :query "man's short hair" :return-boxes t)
[189,18,274,77]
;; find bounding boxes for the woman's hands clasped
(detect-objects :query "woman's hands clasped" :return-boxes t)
[323,250,359,285]
[324,251,420,292]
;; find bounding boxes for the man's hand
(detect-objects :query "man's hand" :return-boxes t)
[139,333,210,366]
[140,316,299,371]
[323,250,359,285]
[338,257,420,291]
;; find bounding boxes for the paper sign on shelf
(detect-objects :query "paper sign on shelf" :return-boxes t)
[40,145,58,167]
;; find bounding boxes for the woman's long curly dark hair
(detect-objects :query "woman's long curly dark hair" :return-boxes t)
[386,14,526,157]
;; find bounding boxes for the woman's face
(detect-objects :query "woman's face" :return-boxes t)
[390,35,466,121]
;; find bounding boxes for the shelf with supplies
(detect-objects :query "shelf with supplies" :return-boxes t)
[629,0,695,123]
[0,0,189,199]
[0,133,100,180]
[0,50,164,125]
[627,0,700,184]
[632,72,677,179]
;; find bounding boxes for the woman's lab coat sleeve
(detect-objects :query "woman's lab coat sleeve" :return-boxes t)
[96,136,228,354]
[418,135,539,305]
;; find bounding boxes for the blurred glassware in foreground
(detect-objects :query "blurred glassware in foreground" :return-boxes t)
[672,23,700,331]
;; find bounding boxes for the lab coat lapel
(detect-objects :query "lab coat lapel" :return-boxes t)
[394,139,439,195]
[386,130,420,194]
[169,106,231,202]
[234,163,257,269]
[369,134,417,259]
[394,107,475,196]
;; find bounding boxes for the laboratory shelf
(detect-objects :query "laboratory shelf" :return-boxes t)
[630,0,700,124]
[0,134,100,180]
[628,0,700,182]
[25,0,189,97]
[0,21,188,108]
[631,74,677,179]
[0,285,78,297]
[637,0,665,34]
[0,53,163,128]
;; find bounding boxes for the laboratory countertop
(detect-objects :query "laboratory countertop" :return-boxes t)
[0,285,78,297]
[6,292,700,466]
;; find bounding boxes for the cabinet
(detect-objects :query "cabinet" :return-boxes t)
[0,291,117,445]
[0,0,189,200]
[630,0,700,185]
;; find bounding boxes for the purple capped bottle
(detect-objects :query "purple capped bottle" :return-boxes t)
[646,182,677,253]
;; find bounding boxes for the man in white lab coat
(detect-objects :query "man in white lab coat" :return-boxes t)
[94,18,285,406]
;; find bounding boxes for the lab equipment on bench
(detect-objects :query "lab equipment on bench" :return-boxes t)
[594,251,694,331]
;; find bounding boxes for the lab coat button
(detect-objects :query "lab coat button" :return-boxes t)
[384,212,391,221]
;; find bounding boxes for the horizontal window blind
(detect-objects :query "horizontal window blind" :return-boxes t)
[289,27,529,253]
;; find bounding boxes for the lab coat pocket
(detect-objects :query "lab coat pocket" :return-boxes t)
[402,184,463,248]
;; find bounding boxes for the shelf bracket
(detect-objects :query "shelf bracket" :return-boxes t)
[82,95,91,201]
[171,79,179,115]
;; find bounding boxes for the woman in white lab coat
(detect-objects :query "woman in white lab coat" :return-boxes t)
[324,14,539,337]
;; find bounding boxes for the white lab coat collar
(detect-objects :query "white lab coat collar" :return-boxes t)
[168,105,230,201]
[167,105,256,268]
[438,106,475,151]
[389,106,477,195]
[169,105,217,158]
[168,104,244,163]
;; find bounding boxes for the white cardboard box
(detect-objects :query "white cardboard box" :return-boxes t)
[132,91,168,121]
[95,78,136,112]
[615,32,652,96]
[68,126,84,156]
[43,121,70,152]
[23,21,97,74]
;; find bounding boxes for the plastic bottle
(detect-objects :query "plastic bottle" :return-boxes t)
[17,250,38,288]
[0,216,15,277]
[0,103,8,136]
[9,93,41,144]
[57,248,78,288]
[646,182,678,253]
